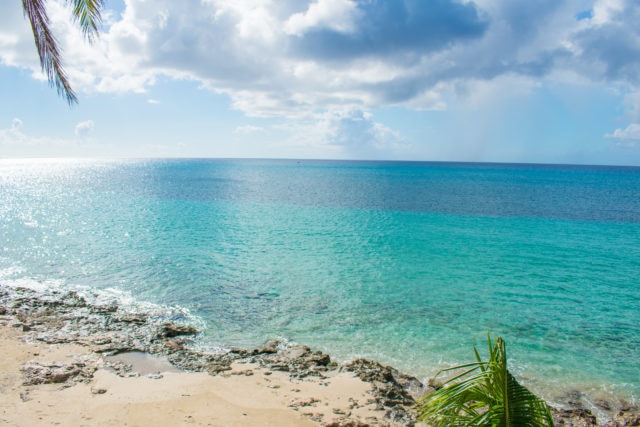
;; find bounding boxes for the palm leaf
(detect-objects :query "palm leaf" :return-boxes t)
[22,0,104,104]
[69,0,104,42]
[22,0,77,103]
[416,334,554,427]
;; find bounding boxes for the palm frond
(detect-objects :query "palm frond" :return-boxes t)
[68,0,104,42]
[504,371,555,426]
[22,0,104,104]
[22,0,77,104]
[416,334,554,427]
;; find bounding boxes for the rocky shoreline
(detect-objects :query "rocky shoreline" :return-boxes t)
[1,283,638,426]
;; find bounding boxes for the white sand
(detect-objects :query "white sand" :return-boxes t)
[0,319,403,426]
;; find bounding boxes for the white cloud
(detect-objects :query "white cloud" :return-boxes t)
[74,120,95,140]
[11,118,23,131]
[606,123,640,141]
[234,125,264,134]
[327,110,406,155]
[277,110,408,159]
[5,0,639,117]
[0,119,76,155]
[1,0,487,115]
[0,2,39,69]
[285,0,360,36]
[604,89,640,147]
[618,90,640,123]
[591,0,625,25]
[220,1,280,43]
[0,118,27,145]
[4,0,640,159]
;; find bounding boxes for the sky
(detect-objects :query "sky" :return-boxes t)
[1,0,640,165]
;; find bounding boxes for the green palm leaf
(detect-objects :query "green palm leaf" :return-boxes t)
[70,0,104,42]
[416,334,554,427]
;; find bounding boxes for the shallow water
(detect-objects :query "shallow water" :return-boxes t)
[1,158,638,406]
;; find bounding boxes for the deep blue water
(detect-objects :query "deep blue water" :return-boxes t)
[1,158,639,405]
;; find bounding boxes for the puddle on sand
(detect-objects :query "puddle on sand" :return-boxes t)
[105,351,183,375]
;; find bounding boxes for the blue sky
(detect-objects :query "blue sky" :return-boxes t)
[1,0,640,165]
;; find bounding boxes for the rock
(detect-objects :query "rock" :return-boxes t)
[116,313,148,325]
[289,397,320,408]
[93,304,119,314]
[605,410,640,426]
[90,335,112,346]
[280,345,310,360]
[104,360,134,377]
[309,352,331,366]
[325,422,371,427]
[22,361,95,386]
[552,408,598,426]
[343,358,422,426]
[397,373,429,400]
[229,348,250,357]
[344,359,395,383]
[254,339,279,354]
[60,291,87,307]
[207,362,232,375]
[162,323,197,337]
[595,400,614,411]
[269,363,290,372]
[165,338,185,351]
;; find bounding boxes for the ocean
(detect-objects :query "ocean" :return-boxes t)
[1,158,638,407]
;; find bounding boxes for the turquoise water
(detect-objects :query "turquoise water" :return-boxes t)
[1,158,639,405]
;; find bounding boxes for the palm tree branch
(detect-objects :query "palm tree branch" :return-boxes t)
[67,0,104,42]
[22,0,77,104]
[506,371,555,426]
[416,334,554,427]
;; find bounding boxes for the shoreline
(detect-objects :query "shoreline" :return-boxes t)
[1,283,638,426]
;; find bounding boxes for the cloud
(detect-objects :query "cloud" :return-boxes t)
[569,0,640,84]
[0,118,106,157]
[11,118,23,131]
[603,90,640,147]
[328,110,405,152]
[278,110,407,159]
[285,0,361,36]
[606,123,640,145]
[288,0,487,61]
[0,119,72,155]
[4,0,640,157]
[0,118,27,145]
[74,120,95,140]
[4,0,639,114]
[234,125,265,134]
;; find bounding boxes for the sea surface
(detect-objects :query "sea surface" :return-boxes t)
[1,158,639,407]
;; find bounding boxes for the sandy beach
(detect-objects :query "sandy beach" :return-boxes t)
[0,320,407,426]
[0,284,424,426]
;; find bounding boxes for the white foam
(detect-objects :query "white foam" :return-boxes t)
[1,275,207,334]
